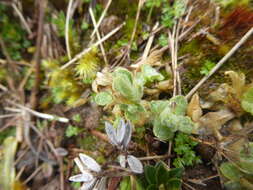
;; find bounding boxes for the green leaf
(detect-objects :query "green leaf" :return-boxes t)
[239,142,253,174]
[150,100,169,115]
[65,125,80,137]
[161,113,181,132]
[166,178,182,190]
[161,114,193,134]
[177,116,194,134]
[113,68,143,102]
[158,34,168,47]
[224,181,243,190]
[168,168,184,179]
[239,158,253,174]
[161,5,174,28]
[220,162,242,181]
[81,21,89,30]
[145,0,163,8]
[173,158,184,168]
[145,165,157,185]
[120,177,131,190]
[155,162,169,185]
[152,96,193,140]
[168,95,188,115]
[113,68,133,83]
[200,60,216,76]
[136,178,145,190]
[140,64,164,83]
[173,133,200,168]
[120,103,146,123]
[95,91,113,106]
[241,87,253,115]
[153,119,174,140]
[173,0,186,18]
[72,114,81,123]
[147,184,158,190]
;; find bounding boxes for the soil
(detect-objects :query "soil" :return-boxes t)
[183,164,223,190]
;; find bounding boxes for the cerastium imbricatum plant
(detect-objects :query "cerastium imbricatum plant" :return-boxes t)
[69,119,143,189]
[105,119,143,174]
[69,153,106,190]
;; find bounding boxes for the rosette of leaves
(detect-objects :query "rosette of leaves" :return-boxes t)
[143,161,183,190]
[151,96,194,141]
[94,65,165,124]
[98,65,163,124]
[105,119,144,174]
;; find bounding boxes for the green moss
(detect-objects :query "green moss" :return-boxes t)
[79,135,97,151]
[75,48,100,84]
[43,59,85,106]
[0,66,7,83]
[0,4,31,60]
[179,39,201,56]
[109,0,138,17]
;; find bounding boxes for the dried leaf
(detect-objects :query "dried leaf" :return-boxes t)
[92,68,112,92]
[198,108,235,139]
[225,71,245,98]
[127,155,143,174]
[55,147,68,156]
[116,119,126,145]
[105,122,118,146]
[79,153,101,173]
[228,119,243,131]
[131,50,163,68]
[118,155,126,168]
[187,93,203,122]
[122,121,132,148]
[96,177,107,189]
[74,157,87,173]
[42,163,53,178]
[69,173,94,182]
[156,80,173,91]
[80,179,97,190]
